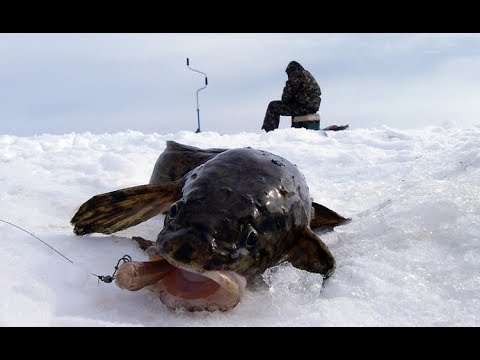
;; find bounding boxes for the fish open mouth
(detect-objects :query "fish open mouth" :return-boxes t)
[114,252,246,312]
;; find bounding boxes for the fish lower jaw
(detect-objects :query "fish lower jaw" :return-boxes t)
[150,269,247,312]
[114,252,247,311]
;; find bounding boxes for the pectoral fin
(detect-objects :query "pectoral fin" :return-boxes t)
[310,201,350,229]
[287,227,336,278]
[71,181,182,235]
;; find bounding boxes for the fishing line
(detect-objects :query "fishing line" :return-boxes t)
[0,218,131,284]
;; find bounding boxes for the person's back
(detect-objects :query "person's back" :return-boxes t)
[261,61,321,132]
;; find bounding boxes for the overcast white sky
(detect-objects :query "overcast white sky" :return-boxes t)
[1,33,480,136]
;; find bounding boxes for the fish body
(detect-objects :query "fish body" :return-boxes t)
[71,142,348,311]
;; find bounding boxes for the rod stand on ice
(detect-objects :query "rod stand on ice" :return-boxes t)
[186,58,208,133]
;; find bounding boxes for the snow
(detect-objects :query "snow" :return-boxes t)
[1,125,479,326]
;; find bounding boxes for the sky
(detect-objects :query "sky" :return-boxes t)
[1,33,480,136]
[1,126,479,326]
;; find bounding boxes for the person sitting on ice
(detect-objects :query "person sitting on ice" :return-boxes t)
[261,61,321,132]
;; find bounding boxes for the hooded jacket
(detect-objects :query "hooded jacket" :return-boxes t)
[281,61,321,111]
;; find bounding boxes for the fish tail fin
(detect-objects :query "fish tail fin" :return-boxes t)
[71,182,181,236]
[310,201,350,229]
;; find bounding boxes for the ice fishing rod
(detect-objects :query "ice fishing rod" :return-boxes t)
[0,218,131,284]
[186,58,208,133]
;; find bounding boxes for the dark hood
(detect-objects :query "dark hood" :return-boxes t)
[286,61,304,75]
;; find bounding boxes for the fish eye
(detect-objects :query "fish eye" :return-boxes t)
[245,228,258,249]
[168,203,179,218]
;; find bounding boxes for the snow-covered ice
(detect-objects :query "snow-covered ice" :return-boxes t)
[1,125,479,326]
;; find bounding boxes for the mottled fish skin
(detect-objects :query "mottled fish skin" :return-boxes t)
[150,141,348,230]
[149,141,225,183]
[155,147,315,279]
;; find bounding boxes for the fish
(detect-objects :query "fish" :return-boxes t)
[71,141,349,311]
